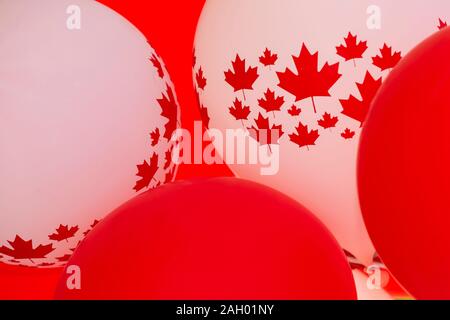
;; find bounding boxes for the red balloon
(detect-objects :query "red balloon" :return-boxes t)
[358,28,450,300]
[55,178,356,300]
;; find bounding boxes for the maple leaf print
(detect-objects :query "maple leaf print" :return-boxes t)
[247,113,284,146]
[150,128,160,147]
[196,67,207,90]
[258,89,285,114]
[289,122,320,149]
[372,44,402,71]
[150,54,164,79]
[199,105,210,127]
[287,105,302,116]
[229,98,251,121]
[224,54,259,99]
[56,254,72,262]
[48,225,79,242]
[277,44,341,113]
[164,149,173,170]
[259,48,278,67]
[0,236,54,260]
[134,153,159,192]
[336,32,368,66]
[341,128,356,140]
[438,18,448,30]
[192,48,197,68]
[318,112,339,129]
[158,85,178,140]
[340,71,382,126]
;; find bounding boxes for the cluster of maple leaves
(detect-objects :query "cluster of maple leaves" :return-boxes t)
[0,220,100,266]
[133,54,179,193]
[194,20,447,150]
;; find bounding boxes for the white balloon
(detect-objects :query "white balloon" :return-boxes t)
[193,0,450,264]
[0,0,179,267]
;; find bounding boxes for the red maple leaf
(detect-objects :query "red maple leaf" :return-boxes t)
[0,236,54,260]
[372,44,402,71]
[199,105,210,127]
[196,67,207,90]
[287,105,302,116]
[56,254,72,262]
[48,225,79,242]
[438,18,448,30]
[258,89,285,113]
[277,44,341,113]
[192,48,197,68]
[150,54,164,79]
[224,54,259,98]
[134,153,159,192]
[158,85,178,140]
[341,128,356,140]
[289,122,320,149]
[259,48,278,67]
[164,149,173,170]
[248,113,284,145]
[336,32,368,65]
[229,98,251,121]
[340,71,382,126]
[150,128,160,147]
[318,112,339,129]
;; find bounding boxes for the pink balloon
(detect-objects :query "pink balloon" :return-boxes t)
[193,0,450,264]
[0,0,179,267]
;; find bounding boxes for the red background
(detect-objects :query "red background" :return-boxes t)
[0,0,235,300]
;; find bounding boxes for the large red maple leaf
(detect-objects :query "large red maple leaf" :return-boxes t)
[196,67,207,90]
[229,98,251,121]
[134,153,159,192]
[224,54,259,98]
[277,44,341,113]
[0,236,54,260]
[340,71,382,126]
[318,112,339,129]
[259,48,278,67]
[258,89,285,113]
[247,113,284,146]
[150,54,164,79]
[372,44,402,71]
[336,32,368,65]
[158,85,178,140]
[289,122,320,149]
[48,225,79,242]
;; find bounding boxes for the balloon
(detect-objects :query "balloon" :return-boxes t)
[193,0,450,264]
[55,178,356,300]
[358,27,450,299]
[0,0,179,268]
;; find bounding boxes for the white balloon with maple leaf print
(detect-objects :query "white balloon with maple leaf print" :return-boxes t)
[0,0,180,268]
[193,0,450,265]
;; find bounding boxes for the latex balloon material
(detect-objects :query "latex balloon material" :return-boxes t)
[358,27,450,300]
[0,0,179,267]
[55,178,356,300]
[193,0,450,264]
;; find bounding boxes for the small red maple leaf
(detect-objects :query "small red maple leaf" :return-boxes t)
[199,105,210,127]
[150,54,164,79]
[340,71,382,126]
[56,254,72,262]
[289,122,320,149]
[341,128,356,140]
[336,32,368,65]
[248,113,284,145]
[229,98,251,121]
[287,105,302,116]
[318,112,339,129]
[277,44,341,113]
[372,44,402,71]
[0,236,54,260]
[438,18,448,30]
[224,54,259,98]
[134,153,159,192]
[192,48,197,68]
[48,225,79,242]
[196,67,207,90]
[150,128,160,147]
[258,89,285,113]
[158,85,178,140]
[259,48,278,67]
